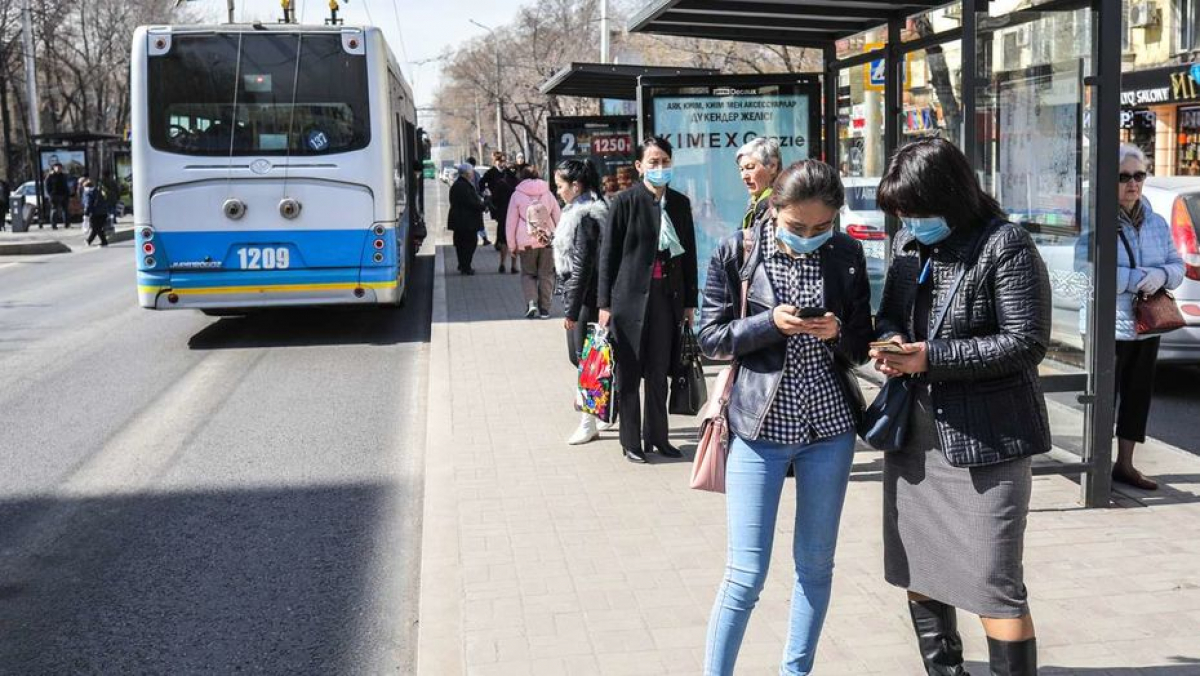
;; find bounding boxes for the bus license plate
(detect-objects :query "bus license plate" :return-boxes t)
[235,246,292,270]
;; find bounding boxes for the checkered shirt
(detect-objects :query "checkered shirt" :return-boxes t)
[758,223,856,445]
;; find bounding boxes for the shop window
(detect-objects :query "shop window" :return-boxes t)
[1179,0,1200,53]
[903,3,963,42]
[1178,107,1200,175]
[835,63,887,311]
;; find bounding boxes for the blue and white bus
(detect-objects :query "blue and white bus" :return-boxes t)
[130,24,422,312]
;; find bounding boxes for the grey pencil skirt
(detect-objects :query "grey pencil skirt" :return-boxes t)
[883,385,1032,619]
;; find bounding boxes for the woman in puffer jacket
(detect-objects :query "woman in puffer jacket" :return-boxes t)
[506,164,562,319]
[553,159,611,445]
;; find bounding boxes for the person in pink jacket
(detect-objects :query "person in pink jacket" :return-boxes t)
[506,164,562,319]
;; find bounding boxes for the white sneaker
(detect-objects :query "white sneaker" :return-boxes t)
[524,301,538,319]
[567,413,599,445]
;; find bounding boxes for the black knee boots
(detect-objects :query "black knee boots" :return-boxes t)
[908,599,970,675]
[987,637,1037,676]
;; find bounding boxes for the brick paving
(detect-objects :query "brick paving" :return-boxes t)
[418,238,1200,675]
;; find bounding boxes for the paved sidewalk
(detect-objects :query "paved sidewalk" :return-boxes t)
[418,239,1200,675]
[0,216,135,255]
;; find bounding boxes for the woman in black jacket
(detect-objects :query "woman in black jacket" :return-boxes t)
[697,160,871,675]
[553,159,610,445]
[871,138,1051,676]
[598,136,699,464]
[447,164,486,275]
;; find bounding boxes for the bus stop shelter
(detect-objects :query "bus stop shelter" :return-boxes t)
[540,62,719,101]
[629,0,1124,507]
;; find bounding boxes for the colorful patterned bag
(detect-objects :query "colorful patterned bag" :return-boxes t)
[578,325,617,424]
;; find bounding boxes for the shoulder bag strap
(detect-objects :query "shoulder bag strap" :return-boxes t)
[1117,227,1138,269]
[929,221,998,335]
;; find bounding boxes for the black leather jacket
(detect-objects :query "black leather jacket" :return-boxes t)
[875,221,1053,467]
[560,212,601,321]
[698,227,873,441]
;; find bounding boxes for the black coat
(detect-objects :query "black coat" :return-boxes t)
[447,176,485,234]
[598,182,699,359]
[480,167,517,223]
[875,221,1052,467]
[561,210,603,322]
[698,227,873,441]
[45,172,70,199]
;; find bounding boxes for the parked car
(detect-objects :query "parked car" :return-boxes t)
[1039,176,1200,364]
[440,167,457,184]
[839,176,888,310]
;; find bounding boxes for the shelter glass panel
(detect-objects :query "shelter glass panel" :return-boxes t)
[976,6,1096,458]
[903,3,964,42]
[836,63,887,311]
[836,25,888,61]
[903,41,965,148]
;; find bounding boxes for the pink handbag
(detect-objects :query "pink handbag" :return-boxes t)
[690,232,754,493]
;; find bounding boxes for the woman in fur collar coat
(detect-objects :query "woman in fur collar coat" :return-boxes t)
[553,159,611,445]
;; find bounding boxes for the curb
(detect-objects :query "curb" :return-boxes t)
[0,240,71,255]
[415,240,465,676]
[0,227,134,256]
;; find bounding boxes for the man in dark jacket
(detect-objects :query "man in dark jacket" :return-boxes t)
[598,137,699,463]
[447,163,486,275]
[480,152,519,271]
[44,163,71,230]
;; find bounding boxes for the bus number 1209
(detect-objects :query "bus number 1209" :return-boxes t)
[237,247,291,270]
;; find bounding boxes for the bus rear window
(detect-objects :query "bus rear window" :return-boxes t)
[148,33,369,156]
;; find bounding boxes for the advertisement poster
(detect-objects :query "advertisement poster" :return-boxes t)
[641,76,821,292]
[39,148,87,178]
[546,116,637,186]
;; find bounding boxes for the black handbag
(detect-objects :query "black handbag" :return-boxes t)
[860,223,995,451]
[669,324,707,416]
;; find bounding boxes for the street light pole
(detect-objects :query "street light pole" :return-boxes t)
[600,0,610,64]
[20,0,39,137]
[469,20,504,155]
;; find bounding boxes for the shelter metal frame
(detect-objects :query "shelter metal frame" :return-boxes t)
[629,0,1123,507]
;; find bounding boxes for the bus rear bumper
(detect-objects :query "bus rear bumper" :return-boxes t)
[138,270,399,310]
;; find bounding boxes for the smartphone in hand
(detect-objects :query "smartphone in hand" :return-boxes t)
[869,340,907,354]
[795,306,829,319]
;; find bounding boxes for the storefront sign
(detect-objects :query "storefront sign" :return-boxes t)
[1121,63,1200,106]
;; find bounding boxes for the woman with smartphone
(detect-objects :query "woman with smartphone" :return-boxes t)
[697,160,872,675]
[871,138,1051,675]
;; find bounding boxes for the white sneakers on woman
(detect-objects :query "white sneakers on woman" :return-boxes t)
[567,412,599,445]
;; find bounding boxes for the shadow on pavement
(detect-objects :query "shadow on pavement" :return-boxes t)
[187,256,433,350]
[0,483,398,674]
[965,659,1200,674]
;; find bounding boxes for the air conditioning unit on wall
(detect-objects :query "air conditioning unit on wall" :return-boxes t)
[1130,2,1160,29]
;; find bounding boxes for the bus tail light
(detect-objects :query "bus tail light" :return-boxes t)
[845,224,885,241]
[372,252,385,263]
[373,239,385,250]
[144,256,156,267]
[1170,197,1200,281]
[143,242,155,255]
[167,293,179,304]
[372,224,385,236]
[140,227,154,241]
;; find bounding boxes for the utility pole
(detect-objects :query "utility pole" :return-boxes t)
[473,91,483,162]
[469,20,504,155]
[21,0,39,137]
[600,0,610,64]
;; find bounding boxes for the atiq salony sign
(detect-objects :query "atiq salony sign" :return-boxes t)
[1121,63,1200,106]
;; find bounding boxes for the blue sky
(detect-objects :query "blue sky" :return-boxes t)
[188,0,528,106]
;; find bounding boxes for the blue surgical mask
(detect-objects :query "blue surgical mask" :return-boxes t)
[645,167,673,187]
[776,227,832,256]
[902,216,952,245]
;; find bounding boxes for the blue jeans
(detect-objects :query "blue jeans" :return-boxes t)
[704,430,856,676]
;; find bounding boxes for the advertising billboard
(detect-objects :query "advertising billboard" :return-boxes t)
[546,115,637,187]
[639,75,822,291]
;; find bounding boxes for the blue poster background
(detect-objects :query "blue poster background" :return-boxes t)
[650,94,816,297]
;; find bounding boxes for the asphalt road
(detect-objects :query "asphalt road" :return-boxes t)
[0,185,441,674]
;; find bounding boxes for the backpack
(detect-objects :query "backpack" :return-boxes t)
[525,196,553,246]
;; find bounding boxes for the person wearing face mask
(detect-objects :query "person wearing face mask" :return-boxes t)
[736,137,782,230]
[871,138,1051,676]
[598,136,699,464]
[696,160,872,675]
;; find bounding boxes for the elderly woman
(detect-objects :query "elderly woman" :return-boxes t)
[1106,145,1185,490]
[698,160,872,675]
[872,138,1051,675]
[447,163,486,275]
[737,137,782,230]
